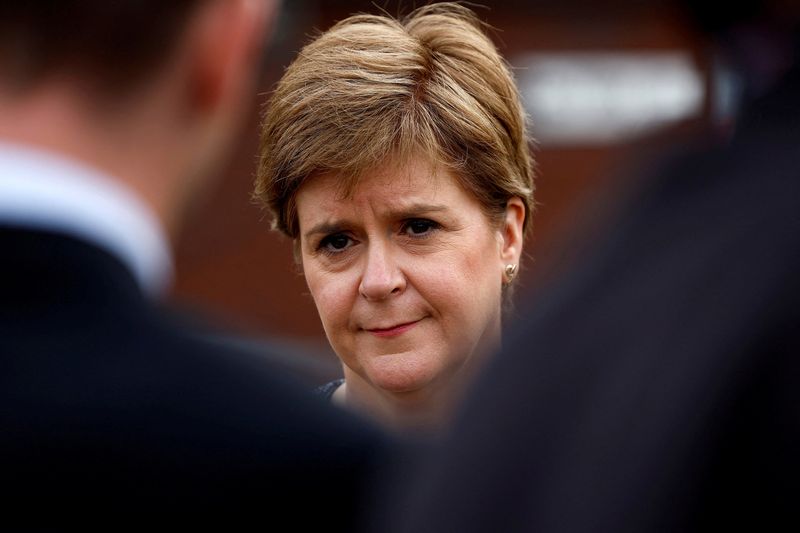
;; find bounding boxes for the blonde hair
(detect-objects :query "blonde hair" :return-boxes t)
[255,2,535,239]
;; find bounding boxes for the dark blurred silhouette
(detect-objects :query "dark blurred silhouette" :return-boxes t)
[0,1,392,529]
[380,2,800,532]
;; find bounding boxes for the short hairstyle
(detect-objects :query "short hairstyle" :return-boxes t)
[255,2,535,240]
[0,0,204,95]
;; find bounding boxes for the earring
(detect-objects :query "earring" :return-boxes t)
[504,263,518,283]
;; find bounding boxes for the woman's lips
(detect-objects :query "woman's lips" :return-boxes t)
[366,319,422,338]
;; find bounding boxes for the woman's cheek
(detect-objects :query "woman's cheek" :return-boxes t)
[311,272,353,328]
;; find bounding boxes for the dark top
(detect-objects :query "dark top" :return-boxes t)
[0,228,394,531]
[315,378,345,401]
[383,59,800,532]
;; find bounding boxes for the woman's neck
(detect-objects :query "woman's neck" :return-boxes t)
[338,369,461,434]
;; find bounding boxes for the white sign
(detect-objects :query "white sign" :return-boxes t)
[514,51,704,146]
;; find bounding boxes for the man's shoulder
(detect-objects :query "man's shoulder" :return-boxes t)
[2,300,392,529]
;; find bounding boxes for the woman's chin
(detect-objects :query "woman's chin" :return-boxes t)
[362,358,441,396]
[371,374,430,395]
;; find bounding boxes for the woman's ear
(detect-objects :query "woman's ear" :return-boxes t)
[499,197,526,265]
[293,238,303,268]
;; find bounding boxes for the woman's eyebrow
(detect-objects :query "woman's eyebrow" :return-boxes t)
[304,221,348,240]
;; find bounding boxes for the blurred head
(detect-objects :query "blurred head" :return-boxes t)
[680,0,800,105]
[256,3,534,428]
[0,0,277,233]
[0,1,204,97]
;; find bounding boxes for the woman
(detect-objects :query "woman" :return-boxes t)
[255,3,535,432]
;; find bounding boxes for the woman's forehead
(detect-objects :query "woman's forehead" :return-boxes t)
[299,156,456,204]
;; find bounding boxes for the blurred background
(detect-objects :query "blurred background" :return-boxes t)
[169,0,735,379]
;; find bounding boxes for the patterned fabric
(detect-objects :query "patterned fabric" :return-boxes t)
[314,378,345,401]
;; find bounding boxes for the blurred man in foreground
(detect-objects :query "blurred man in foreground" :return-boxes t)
[387,2,799,531]
[0,1,389,529]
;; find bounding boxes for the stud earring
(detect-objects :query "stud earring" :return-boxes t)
[504,263,518,283]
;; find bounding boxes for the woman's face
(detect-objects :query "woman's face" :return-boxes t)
[295,156,523,396]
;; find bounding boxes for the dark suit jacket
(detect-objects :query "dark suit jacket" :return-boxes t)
[0,228,391,530]
[385,61,800,532]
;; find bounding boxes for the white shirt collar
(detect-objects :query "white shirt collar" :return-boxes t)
[0,142,174,298]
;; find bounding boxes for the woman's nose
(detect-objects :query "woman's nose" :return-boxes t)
[358,244,406,301]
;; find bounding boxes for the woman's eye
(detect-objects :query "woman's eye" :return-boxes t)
[319,233,353,253]
[403,219,439,237]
